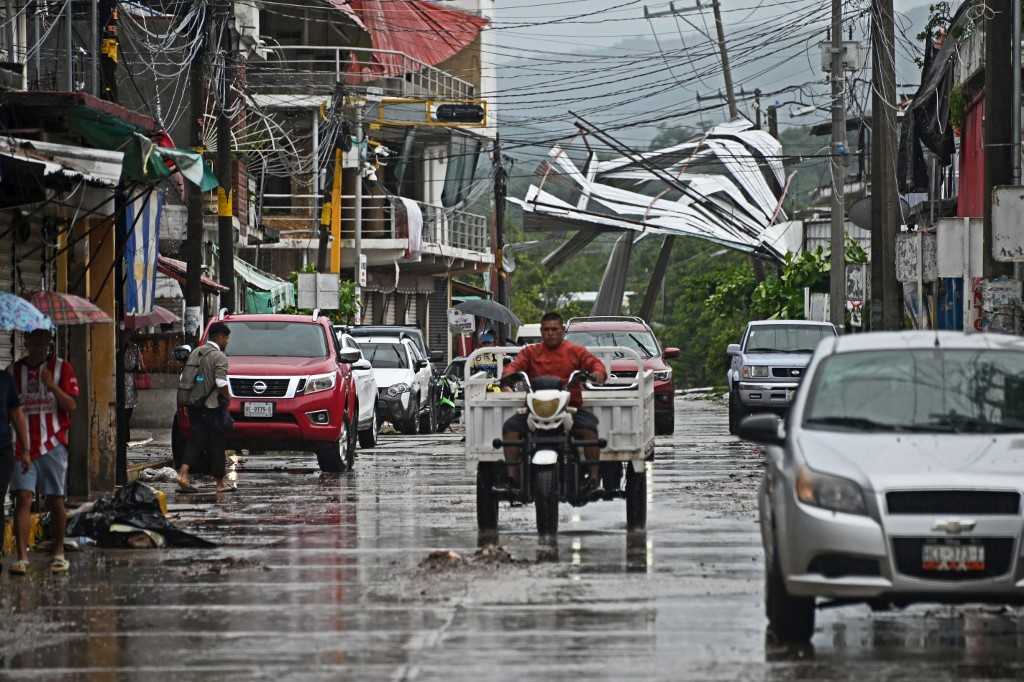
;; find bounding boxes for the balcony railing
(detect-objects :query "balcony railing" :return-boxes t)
[249,46,476,101]
[260,194,490,256]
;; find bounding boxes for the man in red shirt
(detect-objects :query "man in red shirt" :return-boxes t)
[501,311,607,492]
[9,328,79,575]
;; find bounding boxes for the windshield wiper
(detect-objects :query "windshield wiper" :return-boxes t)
[746,348,784,353]
[804,416,903,431]
[628,334,654,358]
[924,413,1023,434]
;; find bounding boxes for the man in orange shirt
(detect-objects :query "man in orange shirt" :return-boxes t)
[501,312,607,492]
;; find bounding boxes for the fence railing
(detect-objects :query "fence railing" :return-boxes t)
[249,46,476,101]
[260,194,490,255]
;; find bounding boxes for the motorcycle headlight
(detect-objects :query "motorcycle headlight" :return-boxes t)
[653,369,672,382]
[741,365,769,379]
[528,396,562,419]
[795,467,866,515]
[385,383,410,398]
[304,372,337,395]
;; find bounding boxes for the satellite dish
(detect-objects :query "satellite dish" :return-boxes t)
[848,195,912,232]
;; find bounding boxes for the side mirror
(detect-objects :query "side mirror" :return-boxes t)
[416,359,429,371]
[663,347,680,360]
[352,359,372,371]
[172,345,192,362]
[338,348,361,364]
[727,343,741,356]
[430,350,446,363]
[737,413,786,446]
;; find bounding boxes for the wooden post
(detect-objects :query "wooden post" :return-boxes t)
[88,216,117,493]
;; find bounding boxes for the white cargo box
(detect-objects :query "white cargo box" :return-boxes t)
[463,346,656,472]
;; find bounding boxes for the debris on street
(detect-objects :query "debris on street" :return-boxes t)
[66,482,216,549]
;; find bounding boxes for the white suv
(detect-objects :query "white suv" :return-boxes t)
[361,336,435,434]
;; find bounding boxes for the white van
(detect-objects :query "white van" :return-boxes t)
[515,323,542,346]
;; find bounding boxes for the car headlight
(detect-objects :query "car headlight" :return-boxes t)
[304,372,337,395]
[528,395,562,419]
[653,369,672,382]
[741,365,769,379]
[795,467,866,515]
[385,383,410,399]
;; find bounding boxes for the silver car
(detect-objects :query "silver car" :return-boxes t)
[740,331,1024,643]
[727,320,837,433]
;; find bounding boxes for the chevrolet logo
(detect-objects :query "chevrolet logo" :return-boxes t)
[932,519,976,535]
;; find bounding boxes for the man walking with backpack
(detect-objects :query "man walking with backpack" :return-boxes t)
[176,323,233,494]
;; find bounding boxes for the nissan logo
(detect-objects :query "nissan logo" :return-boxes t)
[253,380,268,395]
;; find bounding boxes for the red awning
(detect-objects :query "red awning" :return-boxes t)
[325,0,367,30]
[157,255,228,293]
[348,0,488,74]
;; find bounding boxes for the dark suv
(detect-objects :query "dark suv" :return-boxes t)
[565,316,679,435]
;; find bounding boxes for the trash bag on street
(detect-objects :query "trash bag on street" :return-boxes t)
[66,481,216,549]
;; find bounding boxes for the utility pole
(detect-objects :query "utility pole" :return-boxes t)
[184,5,207,345]
[829,9,847,331]
[216,0,235,313]
[493,133,508,341]
[98,1,119,102]
[870,0,900,329]
[767,104,779,139]
[644,0,737,119]
[354,103,364,322]
[984,0,1015,279]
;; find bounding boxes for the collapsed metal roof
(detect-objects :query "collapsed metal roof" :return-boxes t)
[509,119,790,258]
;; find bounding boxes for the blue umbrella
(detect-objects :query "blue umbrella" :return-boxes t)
[0,293,53,332]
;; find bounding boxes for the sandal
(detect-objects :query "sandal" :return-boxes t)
[9,559,28,575]
[50,556,70,574]
[177,483,199,494]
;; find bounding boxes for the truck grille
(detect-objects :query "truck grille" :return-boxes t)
[891,537,1014,580]
[771,367,802,378]
[886,491,1020,515]
[230,378,290,398]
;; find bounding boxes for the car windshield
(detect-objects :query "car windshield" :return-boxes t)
[446,360,465,378]
[364,343,408,369]
[746,325,835,353]
[804,349,1024,433]
[223,322,327,358]
[566,330,660,358]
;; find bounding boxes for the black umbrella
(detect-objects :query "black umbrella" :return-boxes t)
[454,299,522,327]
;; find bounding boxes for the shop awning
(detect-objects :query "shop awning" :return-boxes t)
[234,257,295,313]
[0,137,124,203]
[156,255,227,293]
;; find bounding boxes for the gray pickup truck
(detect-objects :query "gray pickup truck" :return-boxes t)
[726,320,837,434]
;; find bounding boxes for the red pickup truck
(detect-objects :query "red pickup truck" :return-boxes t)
[172,313,361,473]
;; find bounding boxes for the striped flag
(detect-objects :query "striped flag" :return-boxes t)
[123,190,164,316]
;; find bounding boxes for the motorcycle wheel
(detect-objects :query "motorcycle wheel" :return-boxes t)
[625,461,647,532]
[476,462,500,532]
[533,465,559,536]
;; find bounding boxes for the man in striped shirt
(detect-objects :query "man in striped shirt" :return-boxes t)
[10,329,79,576]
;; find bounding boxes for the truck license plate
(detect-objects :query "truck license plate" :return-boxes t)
[921,542,985,572]
[243,402,274,418]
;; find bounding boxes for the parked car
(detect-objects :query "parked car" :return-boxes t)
[335,328,380,449]
[516,323,542,345]
[347,325,445,366]
[565,316,679,435]
[726,320,838,434]
[362,336,435,434]
[740,331,1024,643]
[172,313,360,473]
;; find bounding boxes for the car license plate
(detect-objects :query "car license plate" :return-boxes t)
[243,402,274,419]
[921,541,986,572]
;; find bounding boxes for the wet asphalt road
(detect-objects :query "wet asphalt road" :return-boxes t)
[3,398,1024,680]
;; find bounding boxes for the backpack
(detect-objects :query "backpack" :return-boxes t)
[176,345,218,408]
